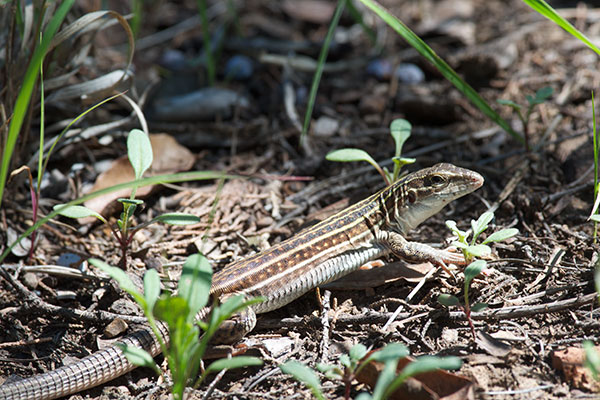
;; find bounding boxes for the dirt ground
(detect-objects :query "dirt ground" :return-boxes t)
[1,0,600,399]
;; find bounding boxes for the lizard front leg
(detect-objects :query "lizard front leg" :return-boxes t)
[378,230,466,277]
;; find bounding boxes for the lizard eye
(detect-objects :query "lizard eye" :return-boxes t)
[407,191,417,203]
[429,175,445,186]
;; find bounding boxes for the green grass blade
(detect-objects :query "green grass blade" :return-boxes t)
[301,0,346,147]
[0,170,237,264]
[358,0,522,143]
[0,0,75,210]
[522,0,600,56]
[41,93,123,178]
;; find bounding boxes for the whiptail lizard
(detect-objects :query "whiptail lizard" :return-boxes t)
[0,163,483,400]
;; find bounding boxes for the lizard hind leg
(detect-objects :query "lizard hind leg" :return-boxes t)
[208,305,257,344]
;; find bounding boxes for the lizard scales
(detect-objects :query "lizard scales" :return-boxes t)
[0,163,484,400]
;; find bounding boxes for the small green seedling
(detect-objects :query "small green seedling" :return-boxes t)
[326,119,416,186]
[446,211,519,264]
[91,254,263,400]
[54,129,200,269]
[281,343,461,400]
[438,211,519,339]
[438,259,489,340]
[442,211,518,339]
[497,86,553,150]
[588,92,600,242]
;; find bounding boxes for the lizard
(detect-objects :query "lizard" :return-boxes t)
[0,162,484,400]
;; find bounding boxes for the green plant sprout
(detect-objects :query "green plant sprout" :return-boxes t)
[54,129,200,269]
[442,211,518,339]
[497,86,553,150]
[588,92,600,242]
[281,343,461,400]
[438,259,489,340]
[91,254,263,400]
[446,211,519,264]
[326,119,416,186]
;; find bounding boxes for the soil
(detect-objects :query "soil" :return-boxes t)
[1,0,600,399]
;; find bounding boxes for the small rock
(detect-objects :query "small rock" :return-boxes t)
[104,318,129,338]
[224,55,253,80]
[57,252,83,269]
[159,49,187,71]
[22,273,39,290]
[313,116,339,137]
[394,63,425,84]
[110,298,140,316]
[366,59,393,80]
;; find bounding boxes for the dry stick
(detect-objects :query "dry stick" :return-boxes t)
[0,337,53,349]
[448,292,597,322]
[258,292,597,329]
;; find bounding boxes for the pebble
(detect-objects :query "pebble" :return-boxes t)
[313,116,339,137]
[104,318,129,338]
[224,55,253,80]
[395,63,425,84]
[366,59,393,80]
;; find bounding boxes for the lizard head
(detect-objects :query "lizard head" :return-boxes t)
[386,163,484,233]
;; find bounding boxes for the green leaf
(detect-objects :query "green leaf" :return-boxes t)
[143,269,161,313]
[116,343,158,369]
[316,363,336,373]
[53,204,105,222]
[205,356,263,373]
[471,302,489,312]
[326,148,378,167]
[590,215,600,223]
[471,212,494,241]
[128,129,153,180]
[371,343,409,362]
[391,156,416,168]
[280,361,325,400]
[349,343,368,362]
[437,294,460,307]
[355,393,372,400]
[90,259,146,307]
[451,241,468,250]
[464,259,487,288]
[497,99,522,110]
[316,363,343,380]
[340,354,351,368]
[178,254,212,317]
[154,213,201,225]
[535,86,553,101]
[154,294,189,327]
[482,228,519,244]
[389,119,412,159]
[465,244,491,258]
[446,220,468,241]
[371,358,399,400]
[117,198,144,205]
